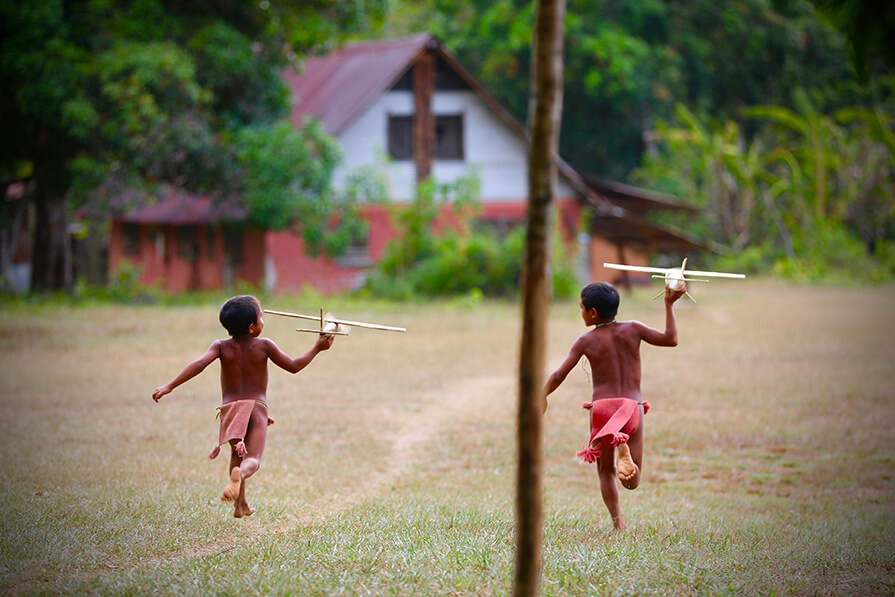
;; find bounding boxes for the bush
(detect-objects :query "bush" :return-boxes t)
[363,174,581,300]
[771,220,891,283]
[73,260,161,303]
[365,224,579,300]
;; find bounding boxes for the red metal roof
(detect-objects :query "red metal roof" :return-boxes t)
[121,190,246,225]
[286,33,434,135]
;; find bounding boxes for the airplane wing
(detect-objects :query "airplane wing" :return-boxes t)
[295,328,351,335]
[264,309,406,333]
[603,263,669,275]
[323,316,405,332]
[681,269,745,279]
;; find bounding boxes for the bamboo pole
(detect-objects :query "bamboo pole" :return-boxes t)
[514,1,566,595]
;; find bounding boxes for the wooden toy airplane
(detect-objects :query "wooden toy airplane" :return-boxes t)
[603,258,745,302]
[263,308,406,336]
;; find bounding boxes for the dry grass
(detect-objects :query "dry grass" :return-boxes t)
[0,280,893,595]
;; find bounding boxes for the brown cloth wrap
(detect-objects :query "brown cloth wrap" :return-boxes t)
[208,399,270,460]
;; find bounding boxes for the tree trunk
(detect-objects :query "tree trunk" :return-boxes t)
[0,185,28,294]
[514,1,565,596]
[31,189,71,293]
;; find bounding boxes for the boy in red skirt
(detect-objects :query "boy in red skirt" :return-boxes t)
[544,282,685,530]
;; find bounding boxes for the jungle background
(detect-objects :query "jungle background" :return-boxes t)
[2,0,893,298]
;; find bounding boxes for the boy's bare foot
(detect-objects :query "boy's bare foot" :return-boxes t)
[617,443,640,489]
[221,467,242,503]
[234,504,255,518]
[612,515,627,531]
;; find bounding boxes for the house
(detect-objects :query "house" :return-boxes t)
[108,33,705,294]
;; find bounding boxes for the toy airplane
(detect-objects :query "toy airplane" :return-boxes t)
[603,258,745,302]
[263,308,406,335]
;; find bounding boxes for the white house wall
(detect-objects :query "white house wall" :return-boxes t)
[332,90,416,200]
[332,89,574,202]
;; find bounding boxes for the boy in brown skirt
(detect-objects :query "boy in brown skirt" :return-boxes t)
[153,295,333,518]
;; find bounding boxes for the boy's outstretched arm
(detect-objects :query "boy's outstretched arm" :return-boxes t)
[152,341,221,402]
[637,285,686,347]
[543,340,585,411]
[265,334,333,374]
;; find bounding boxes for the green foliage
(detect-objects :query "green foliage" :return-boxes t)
[391,0,861,179]
[811,0,895,82]
[232,118,361,257]
[634,92,895,283]
[0,0,388,290]
[188,21,289,128]
[69,260,161,304]
[772,219,890,283]
[365,176,578,300]
[377,178,441,277]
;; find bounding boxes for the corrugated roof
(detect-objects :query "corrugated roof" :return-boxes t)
[122,190,246,225]
[587,210,713,253]
[556,157,712,253]
[580,172,696,215]
[286,33,434,135]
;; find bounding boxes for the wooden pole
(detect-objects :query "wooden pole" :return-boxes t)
[617,243,632,293]
[514,1,565,596]
[413,51,435,184]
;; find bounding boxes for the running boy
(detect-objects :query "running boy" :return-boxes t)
[152,295,333,518]
[544,281,685,530]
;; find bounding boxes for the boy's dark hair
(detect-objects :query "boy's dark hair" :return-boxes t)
[581,282,619,319]
[220,295,260,336]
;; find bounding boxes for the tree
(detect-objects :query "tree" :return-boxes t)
[514,0,565,595]
[744,90,843,221]
[812,0,895,82]
[387,0,858,179]
[635,93,895,278]
[0,0,387,292]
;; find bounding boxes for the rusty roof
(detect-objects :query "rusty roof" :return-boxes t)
[286,33,528,140]
[286,33,434,135]
[587,209,714,253]
[579,172,696,215]
[120,190,246,225]
[555,157,713,253]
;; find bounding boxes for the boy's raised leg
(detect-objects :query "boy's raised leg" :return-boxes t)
[618,411,644,490]
[221,453,242,503]
[617,443,640,489]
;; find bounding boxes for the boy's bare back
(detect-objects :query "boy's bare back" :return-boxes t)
[575,321,647,401]
[217,334,333,404]
[544,285,683,405]
[217,336,280,404]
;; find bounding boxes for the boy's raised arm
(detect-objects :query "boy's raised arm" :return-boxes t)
[638,286,685,347]
[153,341,221,402]
[265,335,333,374]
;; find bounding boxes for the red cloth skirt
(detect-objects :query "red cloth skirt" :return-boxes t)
[577,398,649,463]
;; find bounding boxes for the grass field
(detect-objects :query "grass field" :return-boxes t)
[1,280,893,595]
